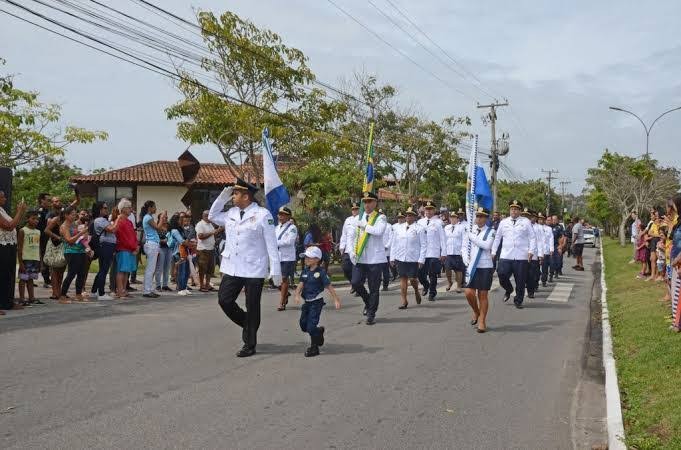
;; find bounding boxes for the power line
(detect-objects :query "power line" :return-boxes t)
[325,0,475,102]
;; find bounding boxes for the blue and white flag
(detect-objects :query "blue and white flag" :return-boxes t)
[262,128,290,218]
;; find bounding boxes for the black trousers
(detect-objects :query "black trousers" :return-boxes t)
[0,244,17,309]
[218,274,264,349]
[341,253,353,282]
[497,258,529,304]
[382,257,391,288]
[418,257,442,297]
[527,260,540,294]
[541,255,551,283]
[351,263,382,319]
[61,253,88,296]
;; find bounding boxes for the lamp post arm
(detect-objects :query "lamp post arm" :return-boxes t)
[649,106,681,135]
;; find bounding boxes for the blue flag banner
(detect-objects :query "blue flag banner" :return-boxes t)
[474,166,493,211]
[262,128,290,219]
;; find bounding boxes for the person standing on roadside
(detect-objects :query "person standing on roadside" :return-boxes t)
[571,217,585,271]
[36,193,52,287]
[114,199,138,299]
[196,210,221,292]
[59,207,89,303]
[141,201,166,298]
[90,202,118,301]
[275,206,297,311]
[0,191,27,313]
[629,211,641,264]
[208,179,281,357]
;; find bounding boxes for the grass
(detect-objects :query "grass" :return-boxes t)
[603,238,681,449]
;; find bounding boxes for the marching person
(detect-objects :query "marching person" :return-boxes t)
[417,201,447,301]
[444,213,466,292]
[389,211,405,281]
[381,209,393,291]
[275,206,297,311]
[492,200,536,309]
[550,215,567,279]
[525,209,544,299]
[348,192,387,325]
[539,214,554,287]
[390,207,426,309]
[462,207,496,333]
[338,202,360,289]
[208,178,281,357]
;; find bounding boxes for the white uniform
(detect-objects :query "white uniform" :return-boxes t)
[348,211,387,265]
[208,194,281,279]
[444,222,466,256]
[383,221,393,259]
[390,222,426,263]
[417,216,447,258]
[491,216,537,260]
[338,214,358,255]
[461,224,495,269]
[275,220,298,262]
[543,224,555,255]
[531,223,545,261]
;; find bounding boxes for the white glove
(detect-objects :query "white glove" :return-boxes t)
[349,253,357,265]
[271,274,282,287]
[219,186,233,201]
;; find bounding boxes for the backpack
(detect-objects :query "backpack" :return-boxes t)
[167,229,176,251]
[89,221,102,260]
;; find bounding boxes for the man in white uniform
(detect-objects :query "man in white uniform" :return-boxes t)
[348,192,386,325]
[338,203,360,287]
[275,206,297,311]
[444,214,467,292]
[491,200,536,309]
[417,201,447,301]
[381,209,393,291]
[538,213,554,287]
[525,209,544,298]
[208,178,281,357]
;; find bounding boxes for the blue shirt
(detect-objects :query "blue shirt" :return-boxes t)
[170,228,184,256]
[299,266,331,301]
[143,214,160,244]
[671,226,681,261]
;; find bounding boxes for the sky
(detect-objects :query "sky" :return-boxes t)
[2,0,681,194]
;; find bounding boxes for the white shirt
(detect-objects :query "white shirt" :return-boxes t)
[492,216,537,260]
[195,219,216,251]
[531,223,545,260]
[347,211,387,265]
[543,224,554,255]
[338,214,358,254]
[0,207,17,246]
[383,222,393,258]
[208,193,281,278]
[390,222,426,263]
[444,222,466,256]
[417,216,447,258]
[275,220,298,262]
[462,224,495,269]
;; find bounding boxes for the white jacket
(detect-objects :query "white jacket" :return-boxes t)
[383,222,393,258]
[417,216,447,258]
[461,224,495,269]
[445,222,466,256]
[338,214,358,254]
[390,222,426,264]
[208,193,281,278]
[275,220,298,262]
[491,216,537,261]
[348,211,387,265]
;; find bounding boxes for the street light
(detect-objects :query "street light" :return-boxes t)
[609,105,681,158]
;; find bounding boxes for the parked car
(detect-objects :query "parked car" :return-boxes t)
[582,228,596,247]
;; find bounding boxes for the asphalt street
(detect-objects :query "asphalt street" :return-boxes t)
[1,249,604,449]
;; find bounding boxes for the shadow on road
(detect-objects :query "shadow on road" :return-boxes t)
[377,313,457,324]
[489,319,567,333]
[257,342,384,355]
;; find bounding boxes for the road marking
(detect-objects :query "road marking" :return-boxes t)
[547,282,574,303]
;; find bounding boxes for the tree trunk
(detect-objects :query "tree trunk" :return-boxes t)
[618,213,628,247]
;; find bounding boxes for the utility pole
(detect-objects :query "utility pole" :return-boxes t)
[541,169,559,217]
[559,180,571,215]
[478,101,508,212]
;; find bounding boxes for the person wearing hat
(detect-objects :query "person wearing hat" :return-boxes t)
[538,213,554,287]
[417,201,447,301]
[338,202,361,290]
[462,207,496,332]
[293,246,341,357]
[444,212,467,293]
[347,192,387,325]
[491,199,537,309]
[380,208,394,291]
[208,178,282,357]
[275,206,298,311]
[390,206,426,308]
[524,209,544,298]
[389,211,405,282]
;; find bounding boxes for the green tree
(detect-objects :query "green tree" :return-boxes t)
[0,59,107,169]
[496,180,561,216]
[11,157,82,209]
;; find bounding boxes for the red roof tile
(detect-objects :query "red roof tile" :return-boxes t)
[71,161,241,186]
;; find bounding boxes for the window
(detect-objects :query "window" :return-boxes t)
[97,186,135,207]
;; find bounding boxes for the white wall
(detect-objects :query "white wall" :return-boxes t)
[136,185,188,215]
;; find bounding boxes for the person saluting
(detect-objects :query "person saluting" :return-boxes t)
[208,178,282,357]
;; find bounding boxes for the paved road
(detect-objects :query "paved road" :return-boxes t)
[1,249,604,449]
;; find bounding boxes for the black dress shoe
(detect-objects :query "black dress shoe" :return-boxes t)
[350,288,356,294]
[398,304,408,310]
[503,291,512,302]
[305,345,320,357]
[514,303,524,309]
[470,319,478,326]
[236,346,256,357]
[528,293,535,299]
[362,308,367,316]
[365,317,375,325]
[428,295,436,302]
[422,288,428,296]
[318,327,325,346]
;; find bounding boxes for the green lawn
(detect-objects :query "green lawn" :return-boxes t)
[603,238,681,449]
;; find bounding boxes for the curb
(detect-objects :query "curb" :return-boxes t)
[599,248,626,449]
